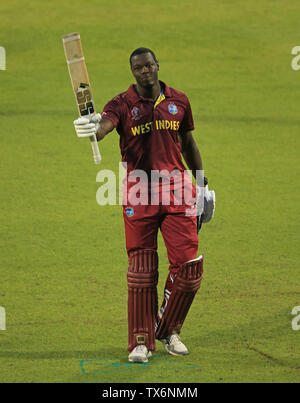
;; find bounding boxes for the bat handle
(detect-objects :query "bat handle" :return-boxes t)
[90,134,101,164]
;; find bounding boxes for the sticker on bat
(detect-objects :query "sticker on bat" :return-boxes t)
[76,86,95,116]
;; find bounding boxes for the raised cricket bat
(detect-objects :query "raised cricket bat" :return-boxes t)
[62,32,101,164]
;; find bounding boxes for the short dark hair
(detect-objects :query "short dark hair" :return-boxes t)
[129,47,158,66]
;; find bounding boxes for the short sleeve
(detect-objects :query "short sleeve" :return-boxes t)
[101,96,122,128]
[180,96,194,133]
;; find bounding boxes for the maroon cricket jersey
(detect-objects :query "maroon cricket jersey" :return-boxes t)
[101,81,194,192]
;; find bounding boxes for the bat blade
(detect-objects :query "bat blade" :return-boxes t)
[62,32,101,164]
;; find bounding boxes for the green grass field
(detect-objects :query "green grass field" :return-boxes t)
[0,0,299,383]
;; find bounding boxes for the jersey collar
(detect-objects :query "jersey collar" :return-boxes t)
[126,80,172,105]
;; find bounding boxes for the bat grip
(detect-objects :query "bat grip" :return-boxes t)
[89,134,101,164]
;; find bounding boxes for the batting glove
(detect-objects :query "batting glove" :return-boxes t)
[201,181,215,223]
[196,178,215,233]
[73,113,101,138]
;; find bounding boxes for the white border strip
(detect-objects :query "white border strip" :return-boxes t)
[63,34,80,43]
[67,57,85,65]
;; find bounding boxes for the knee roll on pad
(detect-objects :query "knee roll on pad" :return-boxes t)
[155,255,203,340]
[127,249,158,351]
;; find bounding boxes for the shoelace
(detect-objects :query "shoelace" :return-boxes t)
[135,345,146,353]
[169,334,182,345]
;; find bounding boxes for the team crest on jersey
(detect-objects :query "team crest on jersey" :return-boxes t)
[168,103,178,115]
[131,106,142,121]
[125,207,134,217]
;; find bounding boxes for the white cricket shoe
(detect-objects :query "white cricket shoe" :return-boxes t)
[128,345,152,363]
[160,333,189,356]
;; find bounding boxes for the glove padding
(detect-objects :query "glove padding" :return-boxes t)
[73,113,101,138]
[196,181,215,233]
[201,185,215,223]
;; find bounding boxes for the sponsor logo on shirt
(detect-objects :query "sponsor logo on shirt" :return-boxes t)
[168,103,178,115]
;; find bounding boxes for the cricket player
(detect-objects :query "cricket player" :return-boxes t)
[74,48,215,363]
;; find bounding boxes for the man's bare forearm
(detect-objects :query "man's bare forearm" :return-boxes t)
[182,144,203,175]
[180,131,203,184]
[96,118,114,141]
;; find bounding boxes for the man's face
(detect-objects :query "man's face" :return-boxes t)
[131,52,159,88]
